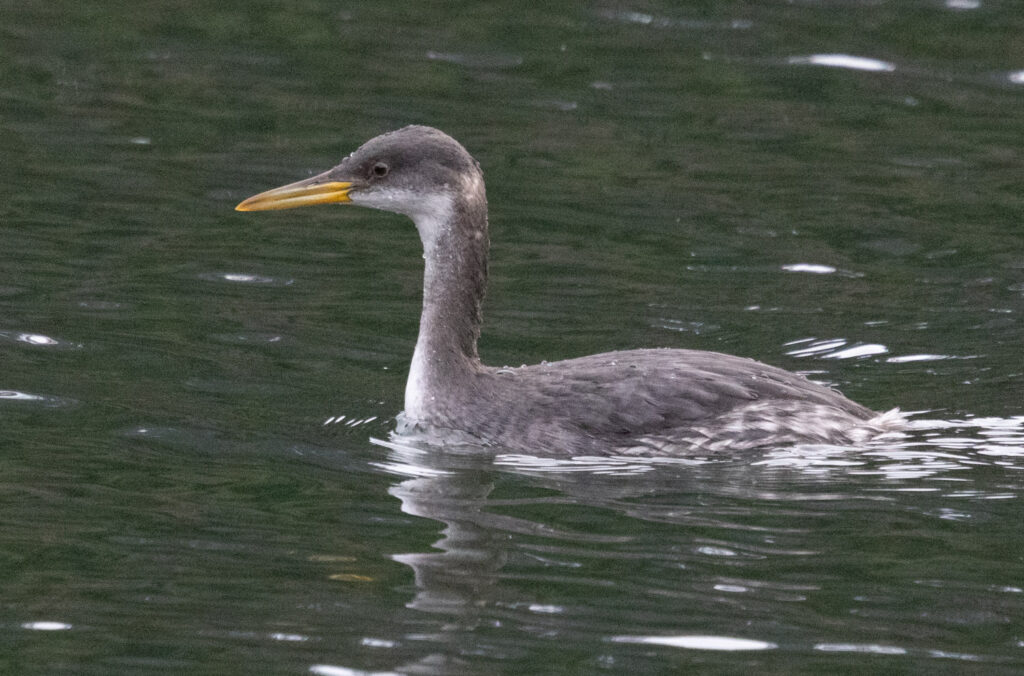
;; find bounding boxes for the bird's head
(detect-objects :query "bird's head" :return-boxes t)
[235,126,482,226]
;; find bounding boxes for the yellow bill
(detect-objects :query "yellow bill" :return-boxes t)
[235,175,354,212]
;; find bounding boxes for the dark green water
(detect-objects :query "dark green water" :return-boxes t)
[3,1,1023,673]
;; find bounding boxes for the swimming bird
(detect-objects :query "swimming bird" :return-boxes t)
[236,125,900,455]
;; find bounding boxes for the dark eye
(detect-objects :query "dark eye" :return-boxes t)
[372,162,389,177]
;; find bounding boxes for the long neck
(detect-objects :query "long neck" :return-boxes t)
[405,185,489,419]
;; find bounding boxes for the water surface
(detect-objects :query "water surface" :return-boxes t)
[2,1,1023,673]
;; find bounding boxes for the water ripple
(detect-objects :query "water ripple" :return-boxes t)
[197,272,294,286]
[478,416,1024,486]
[755,416,1024,482]
[207,332,284,345]
[785,337,888,359]
[0,390,76,407]
[323,414,380,428]
[815,642,906,655]
[495,454,710,476]
[425,51,523,69]
[597,9,753,31]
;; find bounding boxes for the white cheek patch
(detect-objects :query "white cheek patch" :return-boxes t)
[351,187,455,251]
[349,186,420,213]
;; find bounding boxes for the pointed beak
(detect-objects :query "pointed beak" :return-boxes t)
[235,170,356,212]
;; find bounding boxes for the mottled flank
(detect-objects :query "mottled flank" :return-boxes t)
[632,404,906,455]
[239,126,901,456]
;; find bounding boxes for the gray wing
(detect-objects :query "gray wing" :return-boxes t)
[476,348,873,441]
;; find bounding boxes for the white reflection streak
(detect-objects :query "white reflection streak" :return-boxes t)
[814,642,907,655]
[788,54,896,72]
[495,453,708,476]
[310,665,402,676]
[611,634,777,651]
[782,263,836,274]
[1,390,45,401]
[886,354,952,363]
[21,621,72,631]
[822,344,888,359]
[17,333,59,345]
[786,339,848,356]
[785,338,888,360]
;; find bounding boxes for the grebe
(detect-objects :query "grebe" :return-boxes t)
[236,126,900,455]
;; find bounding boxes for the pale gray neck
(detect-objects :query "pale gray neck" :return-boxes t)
[405,185,489,419]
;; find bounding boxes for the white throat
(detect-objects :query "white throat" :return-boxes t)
[406,195,457,419]
[351,188,458,419]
